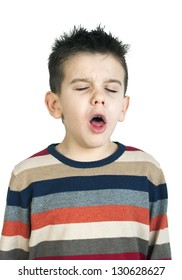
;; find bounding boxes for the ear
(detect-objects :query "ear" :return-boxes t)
[45,91,63,119]
[118,96,130,122]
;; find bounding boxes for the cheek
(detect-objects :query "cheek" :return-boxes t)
[109,101,123,119]
[63,104,83,124]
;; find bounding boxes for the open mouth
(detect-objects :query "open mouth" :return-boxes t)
[89,115,107,133]
[90,115,106,127]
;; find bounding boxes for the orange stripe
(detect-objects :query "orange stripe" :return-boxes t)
[2,221,30,238]
[31,205,149,230]
[150,214,168,231]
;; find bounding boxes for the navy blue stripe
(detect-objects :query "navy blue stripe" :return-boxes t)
[48,142,125,168]
[149,183,168,203]
[7,175,168,208]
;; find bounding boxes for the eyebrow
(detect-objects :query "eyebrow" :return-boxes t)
[70,78,122,86]
[105,79,122,86]
[70,78,90,84]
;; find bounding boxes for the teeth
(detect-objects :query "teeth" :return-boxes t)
[90,114,106,124]
[92,116,104,123]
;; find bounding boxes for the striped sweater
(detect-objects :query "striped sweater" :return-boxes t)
[0,142,171,260]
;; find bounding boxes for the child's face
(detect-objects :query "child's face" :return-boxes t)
[52,52,129,149]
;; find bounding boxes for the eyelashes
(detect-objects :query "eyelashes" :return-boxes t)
[105,88,117,93]
[75,87,117,93]
[76,87,89,91]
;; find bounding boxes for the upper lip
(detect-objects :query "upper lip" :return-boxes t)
[89,113,107,123]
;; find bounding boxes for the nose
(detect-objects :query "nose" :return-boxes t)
[91,89,105,106]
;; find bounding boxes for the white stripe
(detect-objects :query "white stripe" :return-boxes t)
[13,154,60,175]
[13,150,160,175]
[29,221,149,247]
[118,150,160,168]
[149,228,170,245]
[0,235,28,251]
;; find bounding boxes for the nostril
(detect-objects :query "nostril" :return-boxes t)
[94,100,105,105]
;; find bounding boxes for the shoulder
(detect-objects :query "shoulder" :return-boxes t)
[120,145,161,168]
[12,146,59,177]
[117,145,166,185]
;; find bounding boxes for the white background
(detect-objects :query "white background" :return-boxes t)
[0,0,181,273]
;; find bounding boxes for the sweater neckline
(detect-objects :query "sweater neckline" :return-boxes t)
[47,142,125,168]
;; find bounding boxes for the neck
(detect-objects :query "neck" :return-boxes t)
[56,139,118,162]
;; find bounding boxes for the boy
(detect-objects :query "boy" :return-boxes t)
[0,26,171,260]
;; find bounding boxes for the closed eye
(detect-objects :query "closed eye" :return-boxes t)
[105,88,117,93]
[76,87,89,91]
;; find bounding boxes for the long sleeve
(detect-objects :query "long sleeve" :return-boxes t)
[0,173,30,259]
[148,168,171,259]
[0,144,172,260]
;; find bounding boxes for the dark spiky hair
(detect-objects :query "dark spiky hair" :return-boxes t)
[48,25,129,94]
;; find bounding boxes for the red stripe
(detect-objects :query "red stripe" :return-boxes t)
[31,205,149,230]
[29,148,49,158]
[2,221,30,238]
[125,146,143,151]
[34,252,147,260]
[150,214,168,231]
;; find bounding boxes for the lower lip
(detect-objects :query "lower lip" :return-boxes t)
[89,122,106,133]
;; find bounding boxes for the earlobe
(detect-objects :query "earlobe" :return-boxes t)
[45,91,63,119]
[119,96,130,122]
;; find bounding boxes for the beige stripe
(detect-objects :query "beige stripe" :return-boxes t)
[29,221,149,247]
[0,235,28,251]
[13,154,60,176]
[149,228,170,245]
[10,159,165,191]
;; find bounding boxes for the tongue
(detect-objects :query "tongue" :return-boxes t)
[91,120,104,127]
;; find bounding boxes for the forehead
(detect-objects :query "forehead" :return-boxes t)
[63,52,125,81]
